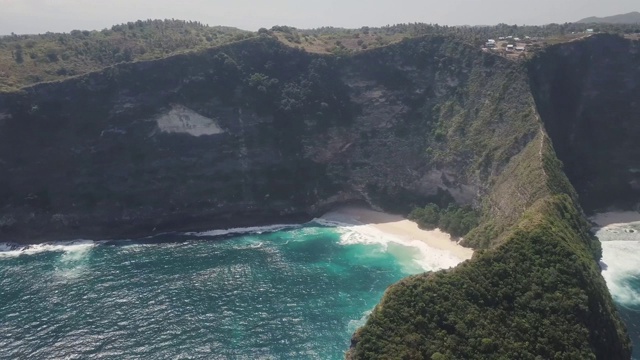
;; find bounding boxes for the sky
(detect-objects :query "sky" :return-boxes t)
[0,0,638,35]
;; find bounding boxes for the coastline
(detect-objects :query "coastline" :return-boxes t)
[0,210,315,245]
[1,204,475,265]
[321,206,474,261]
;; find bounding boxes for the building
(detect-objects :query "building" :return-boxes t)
[507,44,514,51]
[515,46,525,52]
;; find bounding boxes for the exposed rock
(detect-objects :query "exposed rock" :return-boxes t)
[155,104,225,136]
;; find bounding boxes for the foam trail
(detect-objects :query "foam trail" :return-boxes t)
[0,240,95,258]
[347,309,373,334]
[186,224,301,237]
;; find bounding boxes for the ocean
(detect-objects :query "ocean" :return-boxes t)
[596,222,640,360]
[1,218,637,359]
[0,220,459,359]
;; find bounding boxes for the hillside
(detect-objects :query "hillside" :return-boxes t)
[0,19,253,92]
[3,21,640,92]
[0,28,635,358]
[578,12,640,24]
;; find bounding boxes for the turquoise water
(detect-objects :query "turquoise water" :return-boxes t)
[596,223,640,359]
[3,220,636,359]
[0,223,431,359]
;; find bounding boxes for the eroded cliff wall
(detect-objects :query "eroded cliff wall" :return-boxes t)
[0,36,537,243]
[529,34,640,212]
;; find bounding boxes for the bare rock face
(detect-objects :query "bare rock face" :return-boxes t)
[529,34,640,212]
[155,105,225,136]
[0,36,542,243]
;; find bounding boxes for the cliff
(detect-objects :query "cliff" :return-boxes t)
[0,35,538,243]
[529,34,640,212]
[347,34,635,359]
[0,33,633,358]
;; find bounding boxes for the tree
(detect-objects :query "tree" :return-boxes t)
[14,46,24,64]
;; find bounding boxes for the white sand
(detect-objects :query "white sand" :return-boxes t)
[590,211,640,227]
[321,206,474,261]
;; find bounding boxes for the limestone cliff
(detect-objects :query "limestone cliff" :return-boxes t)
[529,34,640,212]
[0,36,536,243]
[0,34,633,358]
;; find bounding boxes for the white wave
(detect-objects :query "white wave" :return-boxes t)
[232,241,265,250]
[0,240,95,258]
[312,217,363,228]
[186,224,302,237]
[596,223,640,307]
[312,218,465,272]
[347,309,373,334]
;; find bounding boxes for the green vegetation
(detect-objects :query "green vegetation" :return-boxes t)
[346,35,630,359]
[0,19,254,91]
[409,204,479,238]
[2,19,639,92]
[270,22,640,56]
[348,196,630,360]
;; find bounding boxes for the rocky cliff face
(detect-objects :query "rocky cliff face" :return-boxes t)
[529,34,640,212]
[0,36,536,243]
[0,34,633,358]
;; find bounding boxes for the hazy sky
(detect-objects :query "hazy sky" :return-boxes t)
[0,0,638,35]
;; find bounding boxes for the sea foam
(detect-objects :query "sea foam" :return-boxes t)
[596,223,640,307]
[186,224,301,237]
[0,240,95,258]
[311,218,466,272]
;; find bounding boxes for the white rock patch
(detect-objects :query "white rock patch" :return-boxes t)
[156,105,224,136]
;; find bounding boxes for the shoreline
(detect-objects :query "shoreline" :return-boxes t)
[0,210,316,246]
[1,206,475,263]
[321,206,474,261]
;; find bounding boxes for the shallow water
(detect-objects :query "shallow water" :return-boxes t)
[596,223,640,359]
[0,221,456,359]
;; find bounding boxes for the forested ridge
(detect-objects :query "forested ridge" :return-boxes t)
[2,19,640,91]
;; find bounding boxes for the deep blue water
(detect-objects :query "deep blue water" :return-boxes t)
[0,223,431,359]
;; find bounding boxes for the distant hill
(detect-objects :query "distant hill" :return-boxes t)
[577,11,640,24]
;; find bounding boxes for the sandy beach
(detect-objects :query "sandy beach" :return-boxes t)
[590,211,640,227]
[321,206,474,261]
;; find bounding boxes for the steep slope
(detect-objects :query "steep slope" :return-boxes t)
[529,34,640,212]
[347,34,635,360]
[578,12,640,24]
[348,196,629,359]
[0,35,539,243]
